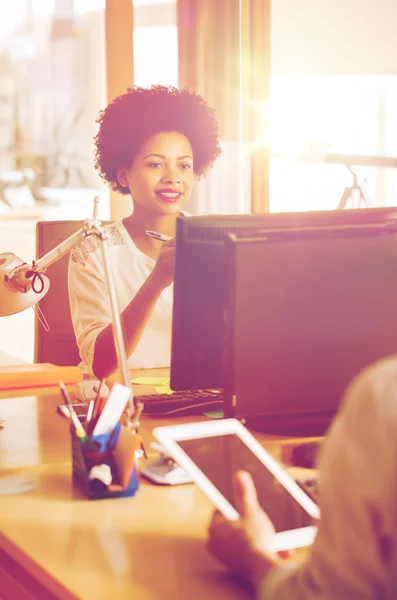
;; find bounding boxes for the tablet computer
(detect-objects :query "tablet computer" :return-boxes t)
[153,419,320,552]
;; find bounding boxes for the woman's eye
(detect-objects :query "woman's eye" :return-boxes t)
[180,163,192,170]
[148,162,162,168]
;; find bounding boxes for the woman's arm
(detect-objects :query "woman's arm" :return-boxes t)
[92,239,175,379]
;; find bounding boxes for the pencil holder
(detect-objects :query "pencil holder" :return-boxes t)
[71,422,140,500]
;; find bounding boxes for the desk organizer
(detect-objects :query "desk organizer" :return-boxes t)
[71,422,140,500]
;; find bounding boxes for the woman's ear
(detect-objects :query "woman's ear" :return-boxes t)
[117,167,129,189]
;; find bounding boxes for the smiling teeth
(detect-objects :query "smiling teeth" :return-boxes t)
[159,192,180,197]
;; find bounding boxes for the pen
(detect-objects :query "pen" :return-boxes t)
[96,396,108,420]
[59,381,86,441]
[145,230,172,242]
[134,401,147,459]
[92,379,106,419]
[86,399,94,424]
[57,405,71,420]
[87,396,108,436]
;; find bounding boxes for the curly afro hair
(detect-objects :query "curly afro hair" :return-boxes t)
[94,85,221,195]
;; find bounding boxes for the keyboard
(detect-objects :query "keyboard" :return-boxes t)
[138,389,224,416]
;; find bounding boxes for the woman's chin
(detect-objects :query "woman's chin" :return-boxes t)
[154,199,185,213]
[135,197,186,216]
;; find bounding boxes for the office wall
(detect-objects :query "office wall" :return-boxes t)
[272,0,397,75]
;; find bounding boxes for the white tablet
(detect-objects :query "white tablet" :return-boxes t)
[153,419,320,552]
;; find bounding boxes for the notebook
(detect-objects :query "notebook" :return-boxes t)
[0,363,83,390]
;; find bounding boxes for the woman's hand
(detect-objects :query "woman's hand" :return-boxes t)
[149,238,176,291]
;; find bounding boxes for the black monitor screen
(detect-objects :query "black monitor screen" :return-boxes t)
[170,207,397,391]
[224,223,397,430]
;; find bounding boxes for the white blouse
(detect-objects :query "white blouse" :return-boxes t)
[68,219,175,372]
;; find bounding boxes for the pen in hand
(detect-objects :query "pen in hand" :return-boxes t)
[145,230,172,242]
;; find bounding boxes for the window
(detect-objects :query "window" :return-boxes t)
[133,25,178,87]
[133,0,177,87]
[268,75,397,212]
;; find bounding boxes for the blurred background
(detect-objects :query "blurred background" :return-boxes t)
[1,0,397,361]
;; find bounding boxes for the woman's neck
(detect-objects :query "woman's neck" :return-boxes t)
[123,210,179,236]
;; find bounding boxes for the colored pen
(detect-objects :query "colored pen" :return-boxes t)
[92,379,106,417]
[145,230,172,242]
[96,396,108,420]
[59,381,86,441]
[86,399,95,424]
[87,396,108,437]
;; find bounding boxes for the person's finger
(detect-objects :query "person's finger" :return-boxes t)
[160,243,175,253]
[159,245,175,259]
[208,509,226,533]
[233,470,260,518]
[277,549,296,560]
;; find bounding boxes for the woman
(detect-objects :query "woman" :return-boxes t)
[68,85,221,378]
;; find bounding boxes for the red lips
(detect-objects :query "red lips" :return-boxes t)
[155,189,183,203]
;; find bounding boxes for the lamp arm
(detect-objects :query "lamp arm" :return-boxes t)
[33,219,97,273]
[32,218,134,415]
[6,218,98,293]
[98,230,134,419]
[1,195,142,433]
[36,219,135,424]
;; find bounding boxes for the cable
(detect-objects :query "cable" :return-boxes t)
[29,271,45,294]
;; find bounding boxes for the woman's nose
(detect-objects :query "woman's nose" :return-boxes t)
[161,168,181,184]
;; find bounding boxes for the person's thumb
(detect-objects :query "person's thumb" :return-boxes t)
[233,470,260,519]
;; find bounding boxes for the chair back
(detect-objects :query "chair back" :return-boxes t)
[34,220,111,365]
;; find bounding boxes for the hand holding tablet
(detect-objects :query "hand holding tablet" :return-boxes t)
[153,419,320,552]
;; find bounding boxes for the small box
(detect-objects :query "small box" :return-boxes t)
[71,422,140,500]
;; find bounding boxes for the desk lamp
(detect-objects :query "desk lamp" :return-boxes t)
[0,196,141,430]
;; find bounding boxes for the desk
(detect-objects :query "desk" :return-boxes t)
[0,373,311,600]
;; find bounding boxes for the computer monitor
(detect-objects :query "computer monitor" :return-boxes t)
[170,206,397,391]
[223,221,397,435]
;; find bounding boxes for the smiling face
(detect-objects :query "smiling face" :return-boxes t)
[117,131,195,215]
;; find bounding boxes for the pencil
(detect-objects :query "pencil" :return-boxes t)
[86,399,95,424]
[59,381,86,439]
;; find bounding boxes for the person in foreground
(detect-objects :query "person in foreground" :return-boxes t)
[68,85,221,378]
[207,356,397,599]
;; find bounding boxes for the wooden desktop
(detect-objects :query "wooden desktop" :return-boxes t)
[0,369,314,600]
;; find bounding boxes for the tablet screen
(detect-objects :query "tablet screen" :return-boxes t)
[177,433,315,532]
